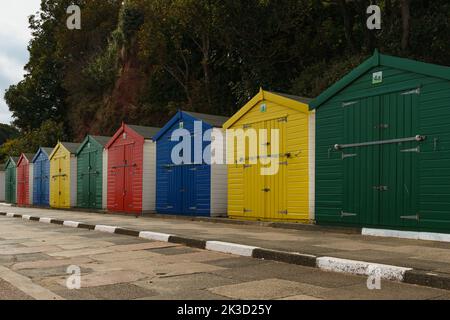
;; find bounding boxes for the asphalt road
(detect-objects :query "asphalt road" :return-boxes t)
[0,216,449,300]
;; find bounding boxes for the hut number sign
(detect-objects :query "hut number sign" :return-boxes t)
[372,71,383,84]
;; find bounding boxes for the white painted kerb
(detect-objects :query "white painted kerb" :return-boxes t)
[63,221,80,228]
[39,217,52,224]
[139,231,171,242]
[316,257,412,281]
[95,225,117,233]
[206,241,258,257]
[362,228,450,243]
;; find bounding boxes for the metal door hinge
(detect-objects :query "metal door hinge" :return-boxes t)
[401,88,421,95]
[434,138,439,151]
[261,188,271,193]
[278,210,288,215]
[400,146,420,153]
[342,153,357,160]
[342,101,358,107]
[373,185,388,191]
[243,209,252,213]
[400,214,420,221]
[341,211,357,218]
[374,124,389,129]
[189,168,197,171]
[189,207,197,210]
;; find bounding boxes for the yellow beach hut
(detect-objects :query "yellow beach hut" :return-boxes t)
[49,142,80,208]
[223,89,314,222]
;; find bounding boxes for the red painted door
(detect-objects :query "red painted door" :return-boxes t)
[107,125,144,214]
[124,143,135,211]
[111,145,125,211]
[17,161,28,205]
[110,142,137,213]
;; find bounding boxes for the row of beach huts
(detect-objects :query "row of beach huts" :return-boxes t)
[1,51,450,235]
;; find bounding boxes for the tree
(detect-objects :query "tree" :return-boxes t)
[0,120,66,162]
[400,0,411,51]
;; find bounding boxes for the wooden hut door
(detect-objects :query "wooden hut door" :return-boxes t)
[59,157,67,207]
[264,118,288,220]
[52,157,64,207]
[89,151,99,207]
[124,144,135,211]
[242,121,265,219]
[183,164,198,215]
[5,167,11,203]
[112,145,125,211]
[379,91,420,229]
[17,163,25,204]
[34,160,41,204]
[341,97,381,225]
[341,91,421,228]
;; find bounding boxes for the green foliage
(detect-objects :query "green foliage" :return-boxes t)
[4,0,450,151]
[83,40,120,92]
[121,4,145,43]
[0,120,66,162]
[0,124,19,146]
[290,53,369,98]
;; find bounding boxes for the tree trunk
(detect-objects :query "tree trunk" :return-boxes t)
[201,34,212,110]
[400,0,411,52]
[338,0,355,52]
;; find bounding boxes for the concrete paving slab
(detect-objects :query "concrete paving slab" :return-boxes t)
[134,273,239,292]
[12,257,93,271]
[319,281,448,300]
[209,279,328,300]
[152,262,226,278]
[48,247,115,258]
[91,250,162,263]
[0,278,33,300]
[60,270,149,288]
[55,283,157,300]
[278,294,323,300]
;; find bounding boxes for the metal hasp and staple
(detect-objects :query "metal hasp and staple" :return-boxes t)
[334,135,426,150]
[341,211,357,218]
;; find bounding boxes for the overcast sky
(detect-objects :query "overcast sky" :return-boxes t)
[0,1,41,125]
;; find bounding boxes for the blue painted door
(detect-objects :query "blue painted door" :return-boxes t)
[156,112,212,216]
[33,160,42,205]
[167,165,182,213]
[182,165,198,215]
[33,153,50,206]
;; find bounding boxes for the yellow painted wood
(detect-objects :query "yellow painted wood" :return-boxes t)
[49,143,71,208]
[226,90,311,222]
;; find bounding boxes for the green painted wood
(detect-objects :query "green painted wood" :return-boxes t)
[311,50,450,109]
[5,158,17,204]
[77,136,104,209]
[316,56,450,233]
